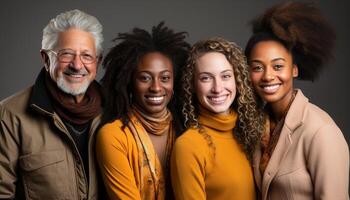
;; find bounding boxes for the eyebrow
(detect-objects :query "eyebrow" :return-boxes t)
[272,58,286,62]
[250,57,286,63]
[220,69,233,73]
[137,70,172,74]
[198,69,233,75]
[59,48,94,54]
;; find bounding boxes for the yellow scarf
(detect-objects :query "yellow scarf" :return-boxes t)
[127,108,174,200]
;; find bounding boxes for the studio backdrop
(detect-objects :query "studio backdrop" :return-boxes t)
[1,0,349,144]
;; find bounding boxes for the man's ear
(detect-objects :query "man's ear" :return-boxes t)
[40,50,50,71]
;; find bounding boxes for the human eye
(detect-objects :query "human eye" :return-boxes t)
[137,74,152,82]
[81,53,94,61]
[60,51,74,57]
[58,50,75,62]
[199,74,212,82]
[222,72,233,80]
[160,75,171,82]
[273,64,284,70]
[250,64,263,72]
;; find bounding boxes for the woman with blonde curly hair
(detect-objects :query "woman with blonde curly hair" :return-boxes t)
[245,2,349,199]
[171,37,264,200]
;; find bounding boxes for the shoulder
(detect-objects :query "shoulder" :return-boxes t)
[175,127,207,145]
[98,119,125,133]
[173,127,210,156]
[0,87,33,122]
[299,102,348,153]
[290,91,342,138]
[302,102,342,136]
[97,119,132,146]
[305,102,336,124]
[0,87,32,115]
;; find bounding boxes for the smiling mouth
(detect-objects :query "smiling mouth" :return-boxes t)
[64,72,87,78]
[207,95,228,105]
[62,72,88,83]
[145,95,165,105]
[260,84,281,93]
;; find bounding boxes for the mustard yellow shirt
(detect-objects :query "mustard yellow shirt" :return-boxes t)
[96,115,169,200]
[171,109,256,200]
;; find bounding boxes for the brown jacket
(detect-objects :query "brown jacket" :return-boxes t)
[253,90,349,200]
[0,69,102,200]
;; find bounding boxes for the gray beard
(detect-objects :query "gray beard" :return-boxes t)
[56,74,90,96]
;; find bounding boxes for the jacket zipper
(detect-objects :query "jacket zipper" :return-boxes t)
[53,115,88,199]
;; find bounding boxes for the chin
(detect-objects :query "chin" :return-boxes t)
[57,78,90,96]
[207,105,230,114]
[261,95,281,104]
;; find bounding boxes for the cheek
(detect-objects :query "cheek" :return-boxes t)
[229,77,237,90]
[195,82,209,99]
[166,81,174,92]
[50,63,65,81]
[279,71,294,83]
[133,82,147,96]
[87,64,97,76]
[250,73,261,86]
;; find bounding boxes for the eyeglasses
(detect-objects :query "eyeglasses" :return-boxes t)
[46,49,98,64]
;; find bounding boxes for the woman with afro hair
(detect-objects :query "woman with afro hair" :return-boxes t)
[245,2,349,199]
[171,37,265,200]
[96,22,189,200]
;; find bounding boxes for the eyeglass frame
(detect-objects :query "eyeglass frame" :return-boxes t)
[44,49,100,64]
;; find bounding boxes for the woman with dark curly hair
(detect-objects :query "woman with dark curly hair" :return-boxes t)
[171,37,265,200]
[245,2,349,199]
[95,22,189,200]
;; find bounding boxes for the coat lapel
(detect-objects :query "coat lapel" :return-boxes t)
[260,89,308,200]
[253,146,262,191]
[261,124,293,200]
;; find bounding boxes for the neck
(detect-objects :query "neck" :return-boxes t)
[269,89,295,121]
[133,103,167,119]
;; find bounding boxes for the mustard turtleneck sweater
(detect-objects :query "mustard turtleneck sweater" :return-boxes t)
[171,109,256,200]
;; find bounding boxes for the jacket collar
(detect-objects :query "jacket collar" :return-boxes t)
[254,89,309,199]
[284,89,308,133]
[29,68,54,115]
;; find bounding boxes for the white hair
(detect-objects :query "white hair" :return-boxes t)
[41,9,103,55]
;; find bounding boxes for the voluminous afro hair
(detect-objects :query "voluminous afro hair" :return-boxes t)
[101,22,190,131]
[182,37,265,160]
[245,1,336,81]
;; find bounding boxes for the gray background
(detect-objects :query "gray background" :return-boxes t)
[0,0,349,145]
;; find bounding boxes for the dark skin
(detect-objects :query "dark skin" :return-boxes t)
[132,52,174,118]
[248,40,298,122]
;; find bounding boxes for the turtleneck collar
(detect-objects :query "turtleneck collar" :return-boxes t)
[198,106,238,135]
[131,104,172,136]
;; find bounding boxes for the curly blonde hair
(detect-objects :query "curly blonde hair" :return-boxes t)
[182,37,264,159]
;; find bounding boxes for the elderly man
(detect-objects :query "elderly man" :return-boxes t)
[0,10,104,199]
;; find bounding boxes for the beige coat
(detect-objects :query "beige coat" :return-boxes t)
[253,90,349,200]
[0,69,102,200]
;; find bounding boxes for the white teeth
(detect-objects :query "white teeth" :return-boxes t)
[262,84,279,92]
[208,95,227,103]
[66,74,84,78]
[146,96,164,102]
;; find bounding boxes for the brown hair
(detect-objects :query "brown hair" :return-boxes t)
[245,1,336,81]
